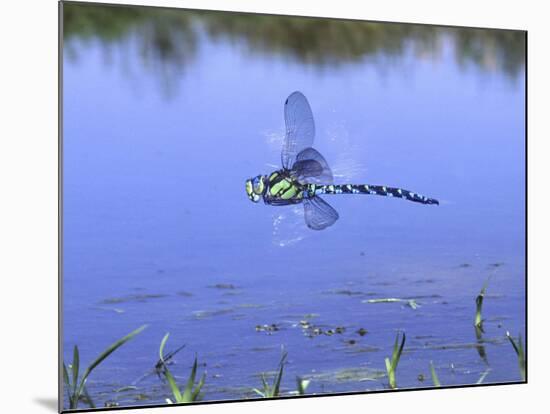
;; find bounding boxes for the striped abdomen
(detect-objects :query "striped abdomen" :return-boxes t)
[309,184,439,205]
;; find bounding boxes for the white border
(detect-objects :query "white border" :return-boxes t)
[1,1,546,413]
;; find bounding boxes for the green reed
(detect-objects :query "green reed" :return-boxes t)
[429,361,441,387]
[506,331,526,381]
[385,332,406,389]
[63,325,147,409]
[253,349,288,398]
[296,376,311,395]
[474,278,491,330]
[159,333,206,404]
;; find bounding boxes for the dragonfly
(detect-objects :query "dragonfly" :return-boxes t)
[131,343,186,385]
[245,91,439,230]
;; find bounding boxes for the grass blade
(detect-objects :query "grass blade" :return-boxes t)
[252,388,265,397]
[63,363,74,408]
[82,385,95,408]
[76,325,147,400]
[181,356,199,402]
[191,372,206,401]
[72,346,80,397]
[62,362,71,389]
[429,361,441,387]
[83,325,147,379]
[386,332,405,389]
[296,377,310,395]
[477,368,491,384]
[159,333,170,363]
[164,368,182,402]
[475,277,491,329]
[272,351,287,397]
[506,331,526,381]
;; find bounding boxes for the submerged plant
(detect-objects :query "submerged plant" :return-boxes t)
[159,333,206,404]
[253,349,288,398]
[476,368,491,384]
[474,277,491,330]
[385,332,406,389]
[63,325,147,409]
[296,376,311,395]
[429,361,441,387]
[506,331,526,381]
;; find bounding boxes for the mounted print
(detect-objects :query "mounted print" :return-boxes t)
[60,1,526,411]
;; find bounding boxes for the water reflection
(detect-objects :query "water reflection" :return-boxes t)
[63,3,525,97]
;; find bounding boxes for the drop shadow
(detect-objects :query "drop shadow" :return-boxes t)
[33,397,58,412]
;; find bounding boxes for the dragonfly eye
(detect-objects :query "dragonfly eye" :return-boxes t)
[245,176,264,203]
[252,176,266,194]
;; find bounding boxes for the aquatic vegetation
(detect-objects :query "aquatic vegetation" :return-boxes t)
[63,325,147,409]
[159,333,206,404]
[209,283,237,289]
[385,332,406,389]
[474,323,490,365]
[477,368,491,384]
[323,289,366,296]
[253,350,287,398]
[475,277,491,330]
[100,293,168,304]
[429,361,441,387]
[306,366,385,383]
[192,308,234,319]
[506,331,526,381]
[296,377,311,395]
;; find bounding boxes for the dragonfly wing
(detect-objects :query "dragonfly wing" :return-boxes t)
[292,147,334,184]
[282,91,315,170]
[303,196,339,230]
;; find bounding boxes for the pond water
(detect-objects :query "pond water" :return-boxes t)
[62,3,525,409]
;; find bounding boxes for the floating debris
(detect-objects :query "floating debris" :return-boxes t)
[176,291,193,297]
[134,394,150,401]
[255,323,280,334]
[300,322,346,338]
[356,328,368,336]
[459,263,472,268]
[362,298,419,309]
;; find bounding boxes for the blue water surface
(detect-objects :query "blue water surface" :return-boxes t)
[62,6,525,409]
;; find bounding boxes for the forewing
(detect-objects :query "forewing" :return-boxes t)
[292,147,334,184]
[303,196,339,230]
[282,91,315,169]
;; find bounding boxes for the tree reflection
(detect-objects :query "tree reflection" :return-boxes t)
[63,3,525,96]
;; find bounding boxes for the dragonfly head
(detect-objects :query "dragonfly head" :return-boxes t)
[245,175,267,203]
